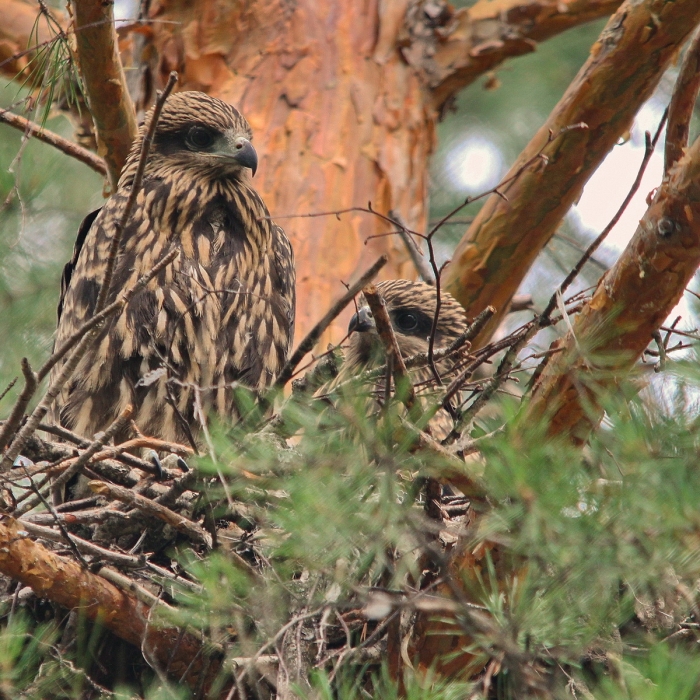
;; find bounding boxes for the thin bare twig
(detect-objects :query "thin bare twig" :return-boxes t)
[0,359,37,452]
[388,209,435,285]
[0,108,107,176]
[541,110,668,321]
[94,71,178,314]
[49,405,133,503]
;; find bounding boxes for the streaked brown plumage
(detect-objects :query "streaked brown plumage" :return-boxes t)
[52,91,295,444]
[339,280,469,439]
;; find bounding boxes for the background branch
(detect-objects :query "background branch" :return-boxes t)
[0,109,107,176]
[442,0,700,346]
[70,0,138,188]
[525,128,700,441]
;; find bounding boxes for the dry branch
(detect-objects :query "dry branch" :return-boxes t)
[0,109,107,176]
[525,131,700,441]
[0,517,223,692]
[88,480,213,549]
[70,0,138,188]
[442,0,700,345]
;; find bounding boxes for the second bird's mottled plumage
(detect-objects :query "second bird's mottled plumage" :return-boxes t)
[338,280,469,439]
[52,91,295,444]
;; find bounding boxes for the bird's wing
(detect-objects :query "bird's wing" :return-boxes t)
[57,207,101,324]
[271,223,296,355]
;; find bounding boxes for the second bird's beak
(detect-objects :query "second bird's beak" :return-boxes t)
[227,135,258,176]
[348,306,375,334]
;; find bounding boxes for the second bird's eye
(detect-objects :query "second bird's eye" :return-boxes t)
[186,126,215,150]
[393,310,419,333]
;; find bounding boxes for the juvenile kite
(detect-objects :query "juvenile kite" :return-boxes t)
[53,91,295,444]
[339,279,469,440]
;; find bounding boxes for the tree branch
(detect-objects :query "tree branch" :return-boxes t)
[442,0,700,346]
[665,27,700,173]
[402,0,624,112]
[0,517,223,692]
[0,108,107,176]
[70,0,138,188]
[525,130,700,441]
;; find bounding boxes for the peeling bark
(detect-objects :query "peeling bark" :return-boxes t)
[403,0,624,112]
[443,0,700,346]
[525,133,700,440]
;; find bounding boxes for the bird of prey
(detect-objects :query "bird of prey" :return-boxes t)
[333,280,469,440]
[52,91,295,445]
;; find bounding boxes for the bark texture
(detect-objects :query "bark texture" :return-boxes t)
[442,0,700,345]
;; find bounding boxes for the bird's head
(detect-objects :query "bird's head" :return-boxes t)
[345,280,468,369]
[119,91,258,187]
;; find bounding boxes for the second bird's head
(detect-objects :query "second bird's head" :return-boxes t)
[346,280,468,369]
[120,91,258,186]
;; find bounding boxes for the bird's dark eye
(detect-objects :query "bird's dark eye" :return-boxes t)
[186,126,215,150]
[393,310,419,333]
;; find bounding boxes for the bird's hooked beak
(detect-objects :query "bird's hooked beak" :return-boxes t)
[348,306,375,334]
[224,133,258,176]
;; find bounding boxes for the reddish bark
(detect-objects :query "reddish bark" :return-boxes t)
[70,0,138,190]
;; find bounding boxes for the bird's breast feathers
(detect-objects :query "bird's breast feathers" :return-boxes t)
[54,174,295,440]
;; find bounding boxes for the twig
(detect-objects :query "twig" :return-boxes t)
[0,358,37,452]
[87,480,213,549]
[651,330,667,373]
[0,328,101,473]
[0,108,107,176]
[665,27,700,172]
[0,377,17,405]
[17,519,143,569]
[362,284,415,409]
[38,421,174,475]
[389,209,435,285]
[20,465,90,569]
[272,254,388,390]
[541,110,668,321]
[49,405,133,503]
[94,71,178,314]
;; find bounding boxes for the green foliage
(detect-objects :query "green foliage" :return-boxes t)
[0,82,103,406]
